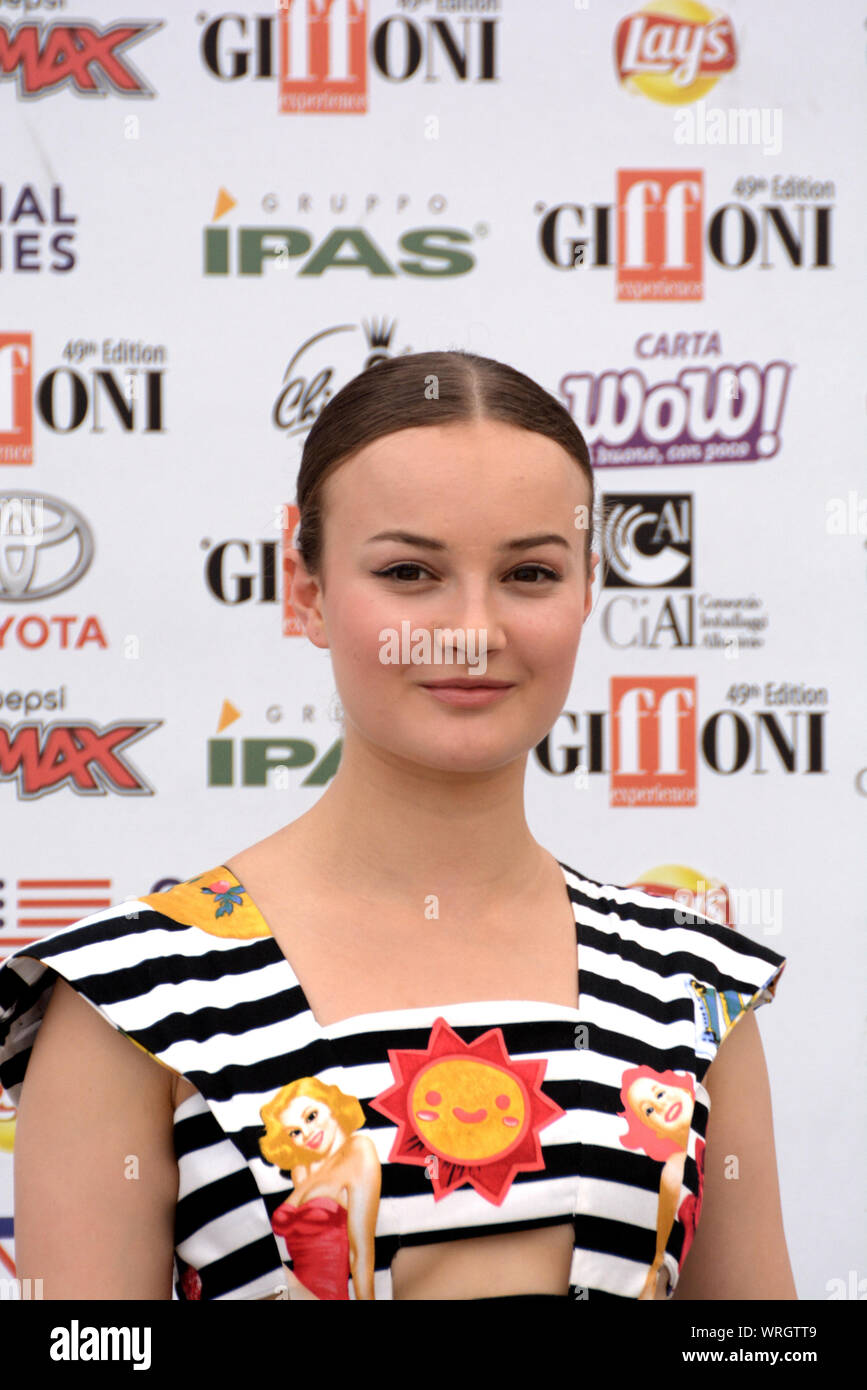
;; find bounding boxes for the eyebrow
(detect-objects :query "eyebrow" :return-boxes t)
[364,530,572,552]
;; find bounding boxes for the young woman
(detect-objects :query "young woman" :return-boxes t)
[0,350,794,1301]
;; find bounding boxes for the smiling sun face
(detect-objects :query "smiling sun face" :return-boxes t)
[411,1057,529,1163]
[370,1016,565,1205]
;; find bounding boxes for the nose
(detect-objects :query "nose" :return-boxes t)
[430,579,507,655]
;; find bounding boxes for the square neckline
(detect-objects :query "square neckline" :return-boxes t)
[216,858,584,1039]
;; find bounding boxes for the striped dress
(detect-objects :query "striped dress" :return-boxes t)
[0,859,786,1301]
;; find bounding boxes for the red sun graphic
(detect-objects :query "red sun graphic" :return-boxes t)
[369,1016,566,1205]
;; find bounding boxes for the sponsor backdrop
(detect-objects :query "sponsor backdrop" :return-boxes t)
[1,0,864,1301]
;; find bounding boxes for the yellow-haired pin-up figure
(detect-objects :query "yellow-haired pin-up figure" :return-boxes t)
[618,1065,706,1300]
[260,1078,382,1300]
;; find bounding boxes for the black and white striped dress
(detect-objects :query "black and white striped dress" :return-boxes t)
[0,859,786,1300]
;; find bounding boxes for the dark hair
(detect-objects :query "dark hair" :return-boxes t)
[294,349,595,588]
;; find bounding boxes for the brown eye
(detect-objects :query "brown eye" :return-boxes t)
[374,563,433,582]
[510,565,560,583]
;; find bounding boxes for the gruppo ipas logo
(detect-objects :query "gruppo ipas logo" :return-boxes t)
[614,1,736,105]
[204,188,484,279]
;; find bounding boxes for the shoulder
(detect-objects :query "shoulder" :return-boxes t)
[558,858,786,1048]
[561,857,785,965]
[0,865,247,1108]
[343,1132,380,1172]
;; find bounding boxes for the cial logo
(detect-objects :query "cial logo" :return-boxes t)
[559,331,793,468]
[536,170,834,299]
[614,1,736,106]
[603,494,692,588]
[205,187,484,279]
[599,492,769,653]
[198,3,500,113]
[0,18,162,99]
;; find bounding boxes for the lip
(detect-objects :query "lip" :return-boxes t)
[664,1102,682,1123]
[305,1129,325,1150]
[418,679,515,688]
[419,682,515,708]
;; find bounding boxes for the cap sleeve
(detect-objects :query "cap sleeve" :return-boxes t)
[674,910,786,1067]
[0,907,180,1108]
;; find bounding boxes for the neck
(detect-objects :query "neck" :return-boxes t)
[281,728,554,912]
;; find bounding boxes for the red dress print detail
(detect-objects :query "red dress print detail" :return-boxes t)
[676,1135,706,1270]
[181,1265,202,1300]
[271,1196,351,1300]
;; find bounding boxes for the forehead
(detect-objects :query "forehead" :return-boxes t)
[282,1094,319,1117]
[325,420,587,515]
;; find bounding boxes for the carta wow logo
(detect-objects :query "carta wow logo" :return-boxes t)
[533,676,828,807]
[204,188,483,278]
[198,3,500,113]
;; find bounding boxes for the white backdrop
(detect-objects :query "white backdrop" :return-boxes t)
[1,0,865,1302]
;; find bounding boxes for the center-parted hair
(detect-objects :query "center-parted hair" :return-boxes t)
[294,349,596,587]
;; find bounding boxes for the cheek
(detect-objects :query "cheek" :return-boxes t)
[522,606,585,674]
[329,594,394,668]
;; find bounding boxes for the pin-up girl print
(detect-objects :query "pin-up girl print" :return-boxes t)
[618,1065,706,1300]
[260,1078,382,1300]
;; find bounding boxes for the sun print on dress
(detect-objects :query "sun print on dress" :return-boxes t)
[369,1015,566,1206]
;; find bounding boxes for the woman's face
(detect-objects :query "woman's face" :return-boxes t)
[289,418,597,774]
[280,1095,340,1156]
[627,1078,695,1140]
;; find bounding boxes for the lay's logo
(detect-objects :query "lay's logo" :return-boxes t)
[614,1,736,106]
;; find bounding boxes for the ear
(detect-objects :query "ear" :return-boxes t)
[585,550,600,617]
[285,546,329,650]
